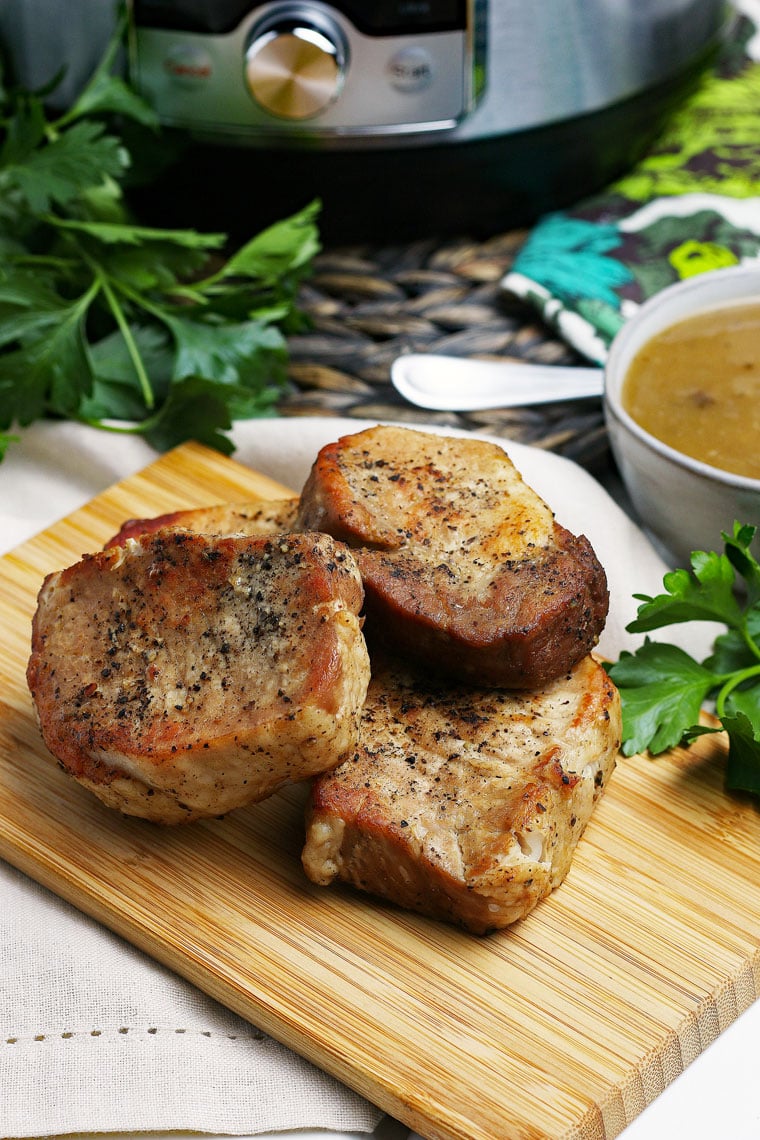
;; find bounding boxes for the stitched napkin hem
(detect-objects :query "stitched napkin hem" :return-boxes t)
[1,1027,383,1137]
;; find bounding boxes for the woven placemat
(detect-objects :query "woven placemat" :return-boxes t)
[279,231,609,475]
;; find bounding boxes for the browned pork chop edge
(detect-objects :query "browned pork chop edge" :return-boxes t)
[27,530,370,823]
[303,653,621,934]
[105,497,299,547]
[296,425,609,688]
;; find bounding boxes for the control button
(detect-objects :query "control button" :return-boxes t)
[244,24,346,120]
[386,46,434,93]
[162,44,213,86]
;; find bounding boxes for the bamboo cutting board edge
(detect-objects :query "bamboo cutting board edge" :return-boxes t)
[2,719,757,1140]
[2,440,759,1140]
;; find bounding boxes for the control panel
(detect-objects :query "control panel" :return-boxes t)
[129,0,484,140]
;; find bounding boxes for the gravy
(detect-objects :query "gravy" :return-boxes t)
[623,300,760,480]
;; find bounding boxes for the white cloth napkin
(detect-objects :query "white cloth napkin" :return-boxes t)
[0,415,716,1138]
[0,862,385,1139]
[1,419,394,1140]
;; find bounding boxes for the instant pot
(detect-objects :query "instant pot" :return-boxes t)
[0,0,731,240]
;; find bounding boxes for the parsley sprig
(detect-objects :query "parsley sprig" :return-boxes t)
[0,12,320,461]
[606,522,760,797]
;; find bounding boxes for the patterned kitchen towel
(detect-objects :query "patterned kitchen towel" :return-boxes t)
[503,4,760,364]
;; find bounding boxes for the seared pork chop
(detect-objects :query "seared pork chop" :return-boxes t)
[27,530,370,824]
[296,425,609,689]
[106,497,299,547]
[302,653,620,934]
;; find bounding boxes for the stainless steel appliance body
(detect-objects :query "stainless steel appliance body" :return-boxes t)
[0,0,732,239]
[128,0,728,148]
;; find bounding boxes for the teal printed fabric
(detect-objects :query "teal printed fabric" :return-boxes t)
[503,10,760,363]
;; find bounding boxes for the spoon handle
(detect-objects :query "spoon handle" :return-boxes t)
[391,353,604,412]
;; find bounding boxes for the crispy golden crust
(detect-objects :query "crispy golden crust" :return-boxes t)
[27,531,370,823]
[296,425,609,689]
[105,498,299,548]
[302,654,620,934]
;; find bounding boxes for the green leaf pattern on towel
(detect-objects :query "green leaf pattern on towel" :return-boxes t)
[506,15,760,362]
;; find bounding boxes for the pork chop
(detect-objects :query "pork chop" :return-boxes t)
[27,530,370,824]
[105,497,299,548]
[295,425,609,689]
[302,653,620,934]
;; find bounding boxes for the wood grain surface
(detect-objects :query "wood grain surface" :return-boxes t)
[1,440,758,1140]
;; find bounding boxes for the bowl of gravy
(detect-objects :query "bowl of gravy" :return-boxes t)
[604,265,760,567]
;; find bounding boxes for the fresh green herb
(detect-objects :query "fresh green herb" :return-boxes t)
[0,11,320,459]
[606,522,760,797]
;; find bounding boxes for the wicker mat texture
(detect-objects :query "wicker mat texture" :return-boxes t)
[280,231,609,475]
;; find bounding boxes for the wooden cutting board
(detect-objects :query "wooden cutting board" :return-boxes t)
[1,440,758,1140]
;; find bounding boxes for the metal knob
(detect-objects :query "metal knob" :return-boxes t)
[244,19,346,120]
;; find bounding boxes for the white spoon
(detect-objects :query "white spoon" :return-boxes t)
[391,352,604,412]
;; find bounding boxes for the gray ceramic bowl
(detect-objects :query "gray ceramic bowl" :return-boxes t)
[604,265,760,568]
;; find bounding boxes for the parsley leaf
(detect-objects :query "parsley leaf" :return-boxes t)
[5,119,127,213]
[0,13,319,460]
[0,282,97,425]
[0,432,18,460]
[607,641,719,756]
[161,312,286,387]
[139,376,238,455]
[715,711,760,796]
[724,522,760,604]
[627,549,744,633]
[606,522,760,797]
